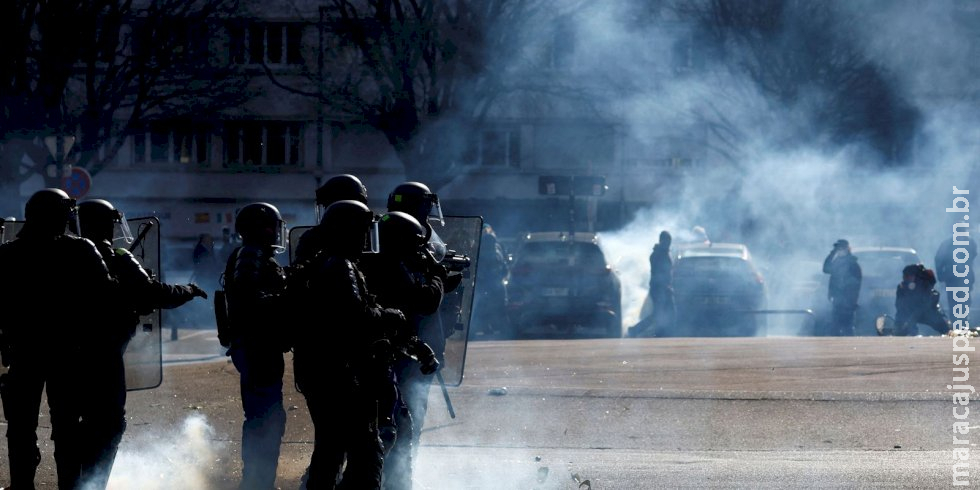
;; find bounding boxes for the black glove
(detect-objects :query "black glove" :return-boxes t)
[188,283,209,299]
[380,307,406,326]
[410,339,440,375]
[443,272,463,293]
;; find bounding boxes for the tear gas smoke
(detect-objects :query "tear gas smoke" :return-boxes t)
[98,414,223,490]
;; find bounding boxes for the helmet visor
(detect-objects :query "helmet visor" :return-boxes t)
[426,228,448,262]
[428,195,444,227]
[273,219,288,254]
[363,217,380,254]
[112,211,134,246]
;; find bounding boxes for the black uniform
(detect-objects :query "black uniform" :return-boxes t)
[823,244,862,336]
[294,250,405,490]
[223,244,290,489]
[0,231,115,489]
[360,245,443,490]
[80,241,202,489]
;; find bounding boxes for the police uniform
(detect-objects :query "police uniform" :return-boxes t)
[0,214,115,489]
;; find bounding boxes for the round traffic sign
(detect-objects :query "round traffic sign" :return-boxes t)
[61,167,92,199]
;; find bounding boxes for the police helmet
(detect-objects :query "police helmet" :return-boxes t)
[73,199,134,245]
[235,202,287,253]
[379,211,427,257]
[386,181,443,227]
[21,188,77,237]
[323,200,379,256]
[315,174,368,224]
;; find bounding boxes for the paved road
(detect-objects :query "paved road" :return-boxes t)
[0,336,970,489]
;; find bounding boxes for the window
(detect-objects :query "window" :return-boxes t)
[229,22,304,65]
[224,121,302,167]
[466,129,521,168]
[133,122,210,165]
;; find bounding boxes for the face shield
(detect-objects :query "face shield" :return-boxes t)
[426,228,448,262]
[363,215,380,254]
[67,199,81,237]
[111,210,134,246]
[426,194,444,227]
[272,219,288,254]
[315,202,326,225]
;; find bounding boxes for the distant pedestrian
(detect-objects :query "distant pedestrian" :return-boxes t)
[823,239,862,336]
[193,233,221,293]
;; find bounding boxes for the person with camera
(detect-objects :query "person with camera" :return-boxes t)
[221,202,291,490]
[294,200,408,489]
[359,211,444,490]
[0,189,116,489]
[823,239,862,336]
[893,264,950,336]
[70,199,208,489]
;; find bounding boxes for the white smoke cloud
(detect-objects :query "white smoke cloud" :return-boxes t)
[102,414,224,490]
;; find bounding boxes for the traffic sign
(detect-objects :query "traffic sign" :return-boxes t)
[61,166,92,199]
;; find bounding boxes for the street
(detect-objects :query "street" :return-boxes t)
[0,334,964,489]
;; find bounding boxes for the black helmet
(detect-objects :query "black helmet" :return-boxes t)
[323,200,379,256]
[73,199,133,245]
[235,202,287,253]
[315,174,368,224]
[21,188,77,237]
[379,211,427,257]
[386,181,443,227]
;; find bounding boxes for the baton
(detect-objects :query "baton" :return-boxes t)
[435,370,456,419]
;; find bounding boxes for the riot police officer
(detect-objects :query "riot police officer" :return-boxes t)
[70,198,208,489]
[221,202,291,489]
[0,188,115,489]
[294,173,369,263]
[823,239,862,336]
[384,182,462,484]
[293,200,406,490]
[360,211,443,490]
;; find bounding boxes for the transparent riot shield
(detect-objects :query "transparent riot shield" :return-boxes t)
[0,219,23,243]
[288,226,314,265]
[124,217,162,391]
[434,216,482,387]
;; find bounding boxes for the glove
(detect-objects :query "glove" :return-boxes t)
[410,339,440,375]
[188,283,209,299]
[443,272,463,293]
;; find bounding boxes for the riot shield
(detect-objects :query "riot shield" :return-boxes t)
[288,226,314,265]
[434,216,482,387]
[0,219,23,243]
[123,216,162,391]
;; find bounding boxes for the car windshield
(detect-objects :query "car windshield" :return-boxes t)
[518,241,606,269]
[675,256,753,275]
[852,251,919,278]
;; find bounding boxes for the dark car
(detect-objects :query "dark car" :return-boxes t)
[667,243,767,337]
[505,231,622,338]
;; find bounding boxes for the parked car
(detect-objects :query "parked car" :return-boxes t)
[665,242,768,337]
[505,231,622,338]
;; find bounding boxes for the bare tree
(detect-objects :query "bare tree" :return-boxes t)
[0,0,248,214]
[263,0,577,189]
[671,0,919,167]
